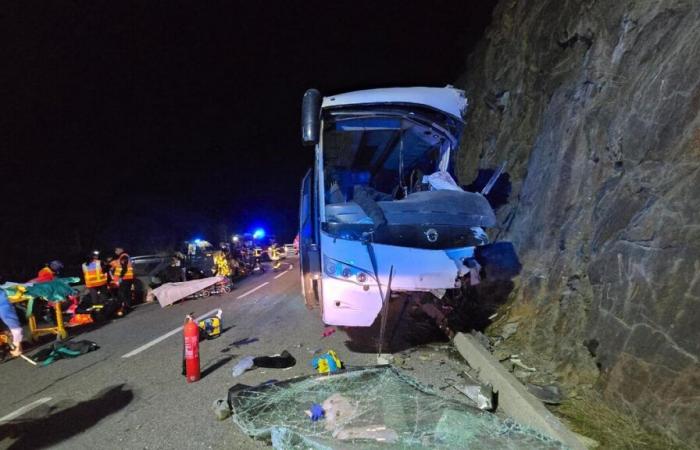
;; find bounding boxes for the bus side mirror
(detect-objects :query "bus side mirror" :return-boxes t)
[301,89,322,146]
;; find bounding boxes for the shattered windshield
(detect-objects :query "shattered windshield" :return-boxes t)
[230,366,565,449]
[322,109,457,205]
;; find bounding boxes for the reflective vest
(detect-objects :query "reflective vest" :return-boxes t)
[83,261,108,288]
[213,252,231,277]
[110,253,134,281]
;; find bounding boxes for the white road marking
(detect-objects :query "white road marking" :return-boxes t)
[121,308,221,359]
[274,270,289,279]
[0,397,52,424]
[236,282,269,299]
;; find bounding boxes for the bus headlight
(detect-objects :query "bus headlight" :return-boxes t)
[323,255,374,286]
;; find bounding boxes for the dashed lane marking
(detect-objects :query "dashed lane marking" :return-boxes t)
[0,397,52,424]
[121,308,221,359]
[236,282,269,300]
[274,270,289,279]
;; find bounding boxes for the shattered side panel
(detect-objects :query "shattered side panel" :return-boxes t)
[320,232,474,327]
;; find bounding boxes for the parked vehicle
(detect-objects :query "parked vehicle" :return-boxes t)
[284,244,297,257]
[298,86,518,330]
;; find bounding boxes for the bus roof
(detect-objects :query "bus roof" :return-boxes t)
[321,86,467,120]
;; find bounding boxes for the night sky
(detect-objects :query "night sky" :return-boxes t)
[1,1,495,278]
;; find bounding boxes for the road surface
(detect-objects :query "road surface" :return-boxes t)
[0,256,484,449]
[0,258,389,449]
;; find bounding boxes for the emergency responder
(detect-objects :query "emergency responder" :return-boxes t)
[213,250,232,282]
[33,260,63,283]
[0,289,23,357]
[267,241,282,271]
[111,247,134,312]
[82,251,108,306]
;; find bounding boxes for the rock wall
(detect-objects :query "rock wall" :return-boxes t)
[455,0,700,444]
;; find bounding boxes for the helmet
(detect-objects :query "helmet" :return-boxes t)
[90,250,100,259]
[49,260,64,272]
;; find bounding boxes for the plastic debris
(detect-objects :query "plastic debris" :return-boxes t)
[212,398,231,420]
[454,384,494,411]
[306,403,325,422]
[312,350,343,374]
[228,366,566,449]
[231,356,255,377]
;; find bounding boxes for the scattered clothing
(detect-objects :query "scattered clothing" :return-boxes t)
[32,340,99,366]
[253,350,296,369]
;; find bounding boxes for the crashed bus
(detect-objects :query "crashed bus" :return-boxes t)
[298,86,515,333]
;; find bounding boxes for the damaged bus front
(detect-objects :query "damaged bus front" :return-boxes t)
[299,87,503,329]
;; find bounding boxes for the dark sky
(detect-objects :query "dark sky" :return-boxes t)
[0,1,495,277]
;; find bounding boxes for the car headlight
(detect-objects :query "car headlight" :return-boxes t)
[323,255,375,286]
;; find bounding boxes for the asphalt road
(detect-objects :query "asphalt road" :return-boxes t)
[0,256,385,449]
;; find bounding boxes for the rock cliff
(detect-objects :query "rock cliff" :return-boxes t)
[455,0,700,444]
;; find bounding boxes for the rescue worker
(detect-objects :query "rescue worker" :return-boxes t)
[33,260,63,283]
[82,250,108,306]
[213,250,232,281]
[0,288,23,357]
[267,241,282,271]
[110,247,134,312]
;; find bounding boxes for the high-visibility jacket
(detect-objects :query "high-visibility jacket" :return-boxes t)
[213,252,231,277]
[110,253,134,282]
[267,245,281,261]
[82,261,108,288]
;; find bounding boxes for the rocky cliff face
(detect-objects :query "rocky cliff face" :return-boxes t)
[455,0,700,444]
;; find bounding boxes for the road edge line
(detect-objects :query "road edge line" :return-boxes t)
[0,397,52,424]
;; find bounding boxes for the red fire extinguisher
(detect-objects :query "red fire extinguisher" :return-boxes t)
[183,314,200,382]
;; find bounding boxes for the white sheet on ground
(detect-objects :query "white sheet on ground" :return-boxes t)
[153,276,224,307]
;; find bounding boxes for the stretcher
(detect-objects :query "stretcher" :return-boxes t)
[8,290,68,341]
[2,278,80,341]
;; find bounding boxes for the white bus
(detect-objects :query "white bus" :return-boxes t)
[299,86,514,332]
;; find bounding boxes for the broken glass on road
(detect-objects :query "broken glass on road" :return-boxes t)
[229,366,566,449]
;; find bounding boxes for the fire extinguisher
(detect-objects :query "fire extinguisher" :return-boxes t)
[183,314,200,382]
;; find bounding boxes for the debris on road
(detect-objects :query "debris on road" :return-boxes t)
[312,350,343,374]
[32,340,99,366]
[321,326,336,338]
[253,350,296,369]
[212,398,231,420]
[454,383,494,411]
[231,356,255,377]
[228,366,566,449]
[198,309,223,340]
[305,403,324,422]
